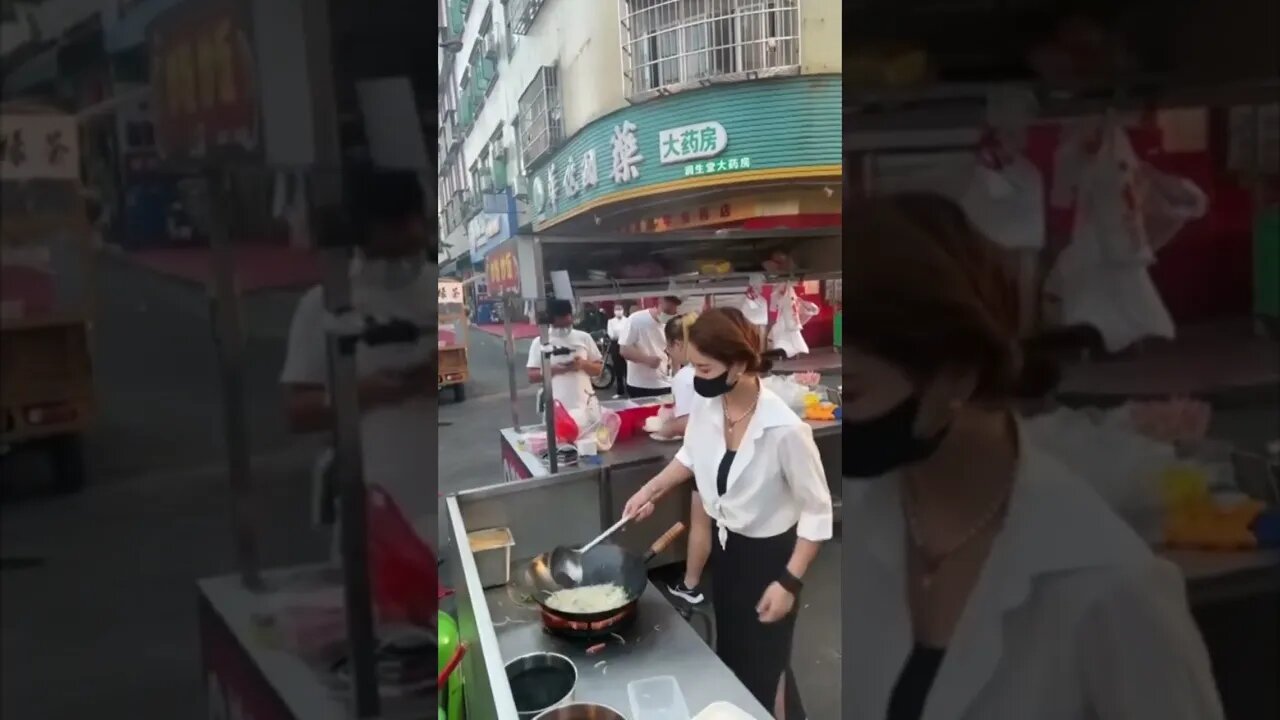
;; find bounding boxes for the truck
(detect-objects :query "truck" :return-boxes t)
[437,278,469,401]
[1,104,95,491]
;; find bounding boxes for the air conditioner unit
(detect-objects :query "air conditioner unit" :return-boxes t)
[511,173,529,201]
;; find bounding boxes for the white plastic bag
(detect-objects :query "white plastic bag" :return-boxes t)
[1024,408,1177,539]
[763,375,809,409]
[960,156,1047,250]
[1141,167,1209,253]
[768,285,811,358]
[1046,120,1176,352]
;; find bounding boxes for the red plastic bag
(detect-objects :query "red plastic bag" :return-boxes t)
[553,400,579,444]
[366,485,438,629]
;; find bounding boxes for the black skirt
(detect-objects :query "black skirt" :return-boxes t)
[711,525,806,719]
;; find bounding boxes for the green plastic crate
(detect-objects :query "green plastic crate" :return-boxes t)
[833,309,842,347]
[1256,206,1280,320]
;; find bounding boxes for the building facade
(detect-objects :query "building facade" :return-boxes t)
[437,0,842,265]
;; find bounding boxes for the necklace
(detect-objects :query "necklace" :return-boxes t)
[903,479,1013,591]
[722,384,759,433]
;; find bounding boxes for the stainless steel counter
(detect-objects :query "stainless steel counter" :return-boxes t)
[484,581,771,718]
[500,420,840,480]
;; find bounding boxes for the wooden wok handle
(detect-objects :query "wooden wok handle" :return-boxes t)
[644,522,687,561]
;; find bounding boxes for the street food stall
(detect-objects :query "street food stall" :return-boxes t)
[444,468,774,720]
[438,228,843,718]
[439,277,470,402]
[0,103,96,492]
[482,229,843,551]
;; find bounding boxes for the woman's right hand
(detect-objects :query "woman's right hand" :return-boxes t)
[623,485,657,522]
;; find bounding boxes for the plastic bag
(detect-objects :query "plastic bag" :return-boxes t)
[1141,168,1208,253]
[553,400,579,444]
[959,156,1047,250]
[595,409,622,451]
[763,375,809,409]
[366,485,438,629]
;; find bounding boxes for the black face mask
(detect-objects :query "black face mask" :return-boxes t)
[843,395,950,479]
[694,371,735,398]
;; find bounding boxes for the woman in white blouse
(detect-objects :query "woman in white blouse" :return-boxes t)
[625,308,833,719]
[843,194,1223,720]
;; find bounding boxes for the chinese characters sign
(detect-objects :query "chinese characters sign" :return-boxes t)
[438,280,464,305]
[0,115,80,181]
[484,248,520,297]
[526,75,843,229]
[535,120,733,215]
[623,199,758,234]
[682,155,751,178]
[149,0,259,161]
[659,121,727,165]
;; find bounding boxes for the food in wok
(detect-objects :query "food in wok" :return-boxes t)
[543,583,630,613]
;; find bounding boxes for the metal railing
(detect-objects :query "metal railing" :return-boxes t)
[518,66,563,168]
[620,0,801,101]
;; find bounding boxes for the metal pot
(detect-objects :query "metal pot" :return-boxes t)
[533,703,627,720]
[505,652,577,719]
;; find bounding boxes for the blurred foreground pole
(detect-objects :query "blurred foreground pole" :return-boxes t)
[303,0,379,713]
[200,171,263,592]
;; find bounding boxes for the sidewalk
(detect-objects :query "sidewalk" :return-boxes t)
[474,322,542,340]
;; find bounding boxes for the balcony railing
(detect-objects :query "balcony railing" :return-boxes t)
[620,0,801,101]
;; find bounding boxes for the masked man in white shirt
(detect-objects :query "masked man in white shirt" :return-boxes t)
[619,296,681,398]
[280,171,434,540]
[606,304,630,397]
[527,299,604,412]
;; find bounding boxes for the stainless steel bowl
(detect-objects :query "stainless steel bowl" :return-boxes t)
[533,703,627,720]
[505,652,577,719]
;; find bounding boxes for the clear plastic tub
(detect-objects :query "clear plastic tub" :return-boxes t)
[627,676,690,720]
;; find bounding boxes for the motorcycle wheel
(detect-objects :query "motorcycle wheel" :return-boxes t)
[591,363,615,391]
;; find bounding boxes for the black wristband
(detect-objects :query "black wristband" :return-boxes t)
[778,570,803,595]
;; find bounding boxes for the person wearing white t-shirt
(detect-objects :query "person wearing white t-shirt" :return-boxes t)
[280,170,434,543]
[657,313,711,605]
[526,299,603,412]
[606,304,630,396]
[619,296,681,398]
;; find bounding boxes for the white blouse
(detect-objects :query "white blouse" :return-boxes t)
[843,424,1224,720]
[674,386,833,547]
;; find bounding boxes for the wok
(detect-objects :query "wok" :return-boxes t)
[528,522,685,636]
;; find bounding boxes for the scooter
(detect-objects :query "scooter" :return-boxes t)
[589,329,616,391]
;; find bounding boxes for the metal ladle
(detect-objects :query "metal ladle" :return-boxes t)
[548,515,632,586]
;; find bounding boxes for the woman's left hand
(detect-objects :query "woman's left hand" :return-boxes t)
[756,582,796,623]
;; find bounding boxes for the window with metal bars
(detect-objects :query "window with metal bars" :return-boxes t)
[507,0,547,35]
[620,0,801,100]
[517,66,563,168]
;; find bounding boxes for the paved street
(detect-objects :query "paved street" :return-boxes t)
[0,254,327,719]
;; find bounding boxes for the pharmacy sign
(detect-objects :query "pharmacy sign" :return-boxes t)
[659,121,727,165]
[525,75,843,229]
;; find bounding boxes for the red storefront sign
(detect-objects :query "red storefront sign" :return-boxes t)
[485,248,521,297]
[149,0,259,162]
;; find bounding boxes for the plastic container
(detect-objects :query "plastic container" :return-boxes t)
[627,676,690,720]
[467,527,515,588]
[692,701,760,719]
